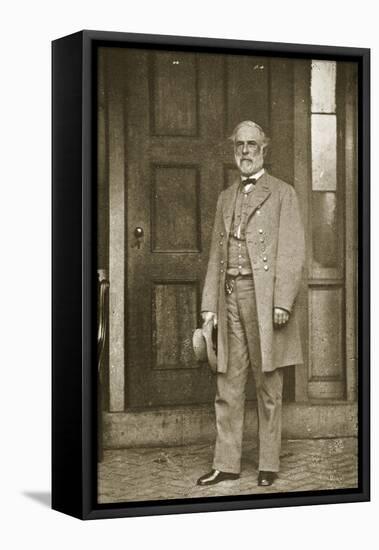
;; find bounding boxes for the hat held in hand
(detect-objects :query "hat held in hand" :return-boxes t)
[192,321,217,374]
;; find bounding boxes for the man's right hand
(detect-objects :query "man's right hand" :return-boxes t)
[201,311,218,328]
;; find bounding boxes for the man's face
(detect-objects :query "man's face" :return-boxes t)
[233,126,266,176]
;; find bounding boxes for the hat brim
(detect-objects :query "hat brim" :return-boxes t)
[192,328,208,363]
[192,323,217,374]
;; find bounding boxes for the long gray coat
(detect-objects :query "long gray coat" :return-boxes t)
[201,172,305,373]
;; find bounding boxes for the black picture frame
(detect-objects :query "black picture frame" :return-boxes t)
[52,30,370,520]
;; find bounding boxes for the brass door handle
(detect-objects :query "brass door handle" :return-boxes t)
[97,277,109,374]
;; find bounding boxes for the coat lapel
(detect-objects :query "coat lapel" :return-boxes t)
[222,181,239,236]
[245,171,272,224]
[222,172,272,233]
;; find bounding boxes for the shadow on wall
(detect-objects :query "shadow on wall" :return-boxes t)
[22,491,51,508]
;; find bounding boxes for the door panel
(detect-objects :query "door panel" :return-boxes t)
[151,51,199,136]
[152,165,201,252]
[225,56,269,134]
[153,282,199,370]
[269,58,294,184]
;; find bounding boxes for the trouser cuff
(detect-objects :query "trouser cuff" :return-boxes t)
[212,462,240,475]
[258,463,280,472]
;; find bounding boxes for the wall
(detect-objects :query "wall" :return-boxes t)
[1,1,377,549]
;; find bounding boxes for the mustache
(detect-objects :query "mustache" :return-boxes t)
[237,154,262,162]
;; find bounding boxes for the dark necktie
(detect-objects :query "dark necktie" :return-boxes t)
[242,177,257,187]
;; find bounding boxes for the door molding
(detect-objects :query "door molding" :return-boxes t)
[293,60,310,402]
[106,48,127,412]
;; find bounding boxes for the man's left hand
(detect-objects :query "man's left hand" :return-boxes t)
[274,307,290,326]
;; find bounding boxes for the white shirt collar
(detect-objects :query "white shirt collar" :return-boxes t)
[241,167,265,183]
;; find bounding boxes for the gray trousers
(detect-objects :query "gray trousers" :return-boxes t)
[213,276,283,474]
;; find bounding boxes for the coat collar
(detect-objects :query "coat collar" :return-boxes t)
[222,171,272,234]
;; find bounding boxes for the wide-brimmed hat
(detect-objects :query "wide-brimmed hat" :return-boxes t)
[192,322,217,374]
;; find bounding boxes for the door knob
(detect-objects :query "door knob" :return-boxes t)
[132,227,144,249]
[134,227,144,239]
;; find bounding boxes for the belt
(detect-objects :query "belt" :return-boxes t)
[226,271,253,279]
[225,273,253,295]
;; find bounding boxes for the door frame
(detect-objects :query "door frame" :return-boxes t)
[102,53,358,412]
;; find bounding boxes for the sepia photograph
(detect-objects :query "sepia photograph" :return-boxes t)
[95,44,359,505]
[3,0,376,541]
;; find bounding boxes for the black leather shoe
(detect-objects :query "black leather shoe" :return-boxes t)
[257,471,277,487]
[197,469,240,486]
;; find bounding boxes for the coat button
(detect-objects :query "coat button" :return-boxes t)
[263,256,267,262]
[220,232,224,237]
[220,260,224,264]
[219,241,223,245]
[220,269,224,273]
[264,265,269,271]
[259,229,263,234]
[257,210,261,215]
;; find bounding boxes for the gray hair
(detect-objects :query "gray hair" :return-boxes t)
[229,120,270,151]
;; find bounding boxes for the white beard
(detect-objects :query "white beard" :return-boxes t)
[235,153,264,176]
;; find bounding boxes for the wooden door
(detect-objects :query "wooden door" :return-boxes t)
[104,47,297,408]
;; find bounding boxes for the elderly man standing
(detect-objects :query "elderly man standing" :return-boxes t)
[197,120,305,488]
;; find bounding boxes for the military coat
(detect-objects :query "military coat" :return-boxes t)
[201,171,305,373]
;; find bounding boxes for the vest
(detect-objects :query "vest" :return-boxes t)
[227,184,255,276]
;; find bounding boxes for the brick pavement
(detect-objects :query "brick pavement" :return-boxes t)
[98,437,358,504]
